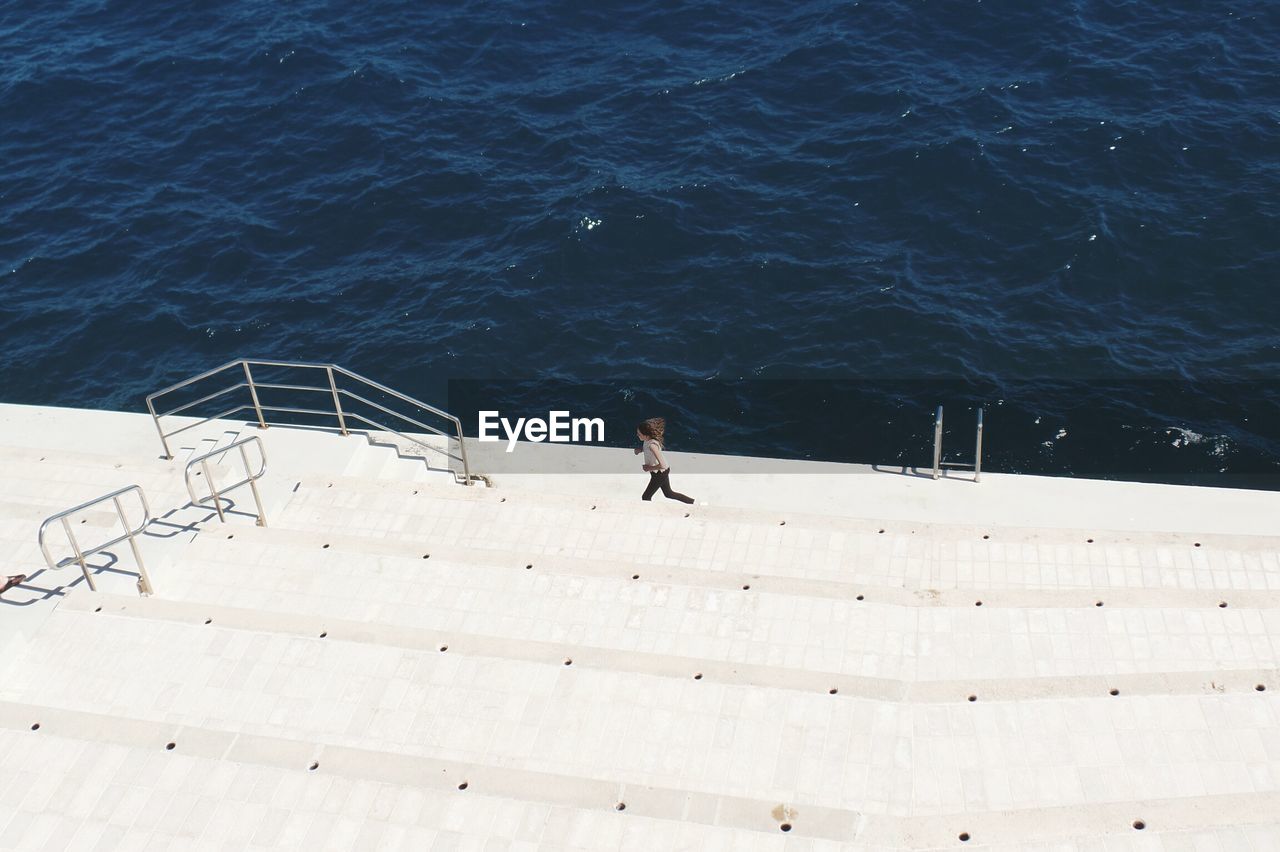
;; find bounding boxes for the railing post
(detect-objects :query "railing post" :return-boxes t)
[456,422,472,485]
[145,396,173,460]
[201,459,226,523]
[60,517,96,592]
[242,361,267,429]
[326,367,348,436]
[974,408,984,483]
[932,406,944,480]
[239,442,268,527]
[115,496,154,595]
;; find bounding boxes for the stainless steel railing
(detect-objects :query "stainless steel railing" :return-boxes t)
[38,485,155,595]
[932,405,984,482]
[185,435,268,526]
[146,359,474,484]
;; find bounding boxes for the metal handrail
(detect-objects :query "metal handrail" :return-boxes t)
[37,485,155,595]
[932,406,944,479]
[146,359,474,484]
[184,435,269,526]
[932,406,985,483]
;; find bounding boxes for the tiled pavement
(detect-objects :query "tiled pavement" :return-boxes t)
[1,443,1279,849]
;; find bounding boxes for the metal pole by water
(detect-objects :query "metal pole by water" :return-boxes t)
[932,406,943,480]
[243,361,267,429]
[326,367,348,435]
[974,408,984,483]
[146,396,173,460]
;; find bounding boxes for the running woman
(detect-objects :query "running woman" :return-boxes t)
[634,417,695,504]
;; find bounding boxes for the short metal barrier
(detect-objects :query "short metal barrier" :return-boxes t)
[184,435,268,526]
[37,485,155,595]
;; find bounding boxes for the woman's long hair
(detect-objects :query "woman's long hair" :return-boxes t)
[637,417,666,446]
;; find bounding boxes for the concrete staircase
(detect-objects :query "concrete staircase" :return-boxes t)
[1,410,1279,850]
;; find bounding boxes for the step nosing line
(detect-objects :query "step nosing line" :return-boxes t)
[59,592,1280,702]
[1,700,1278,846]
[192,523,1280,606]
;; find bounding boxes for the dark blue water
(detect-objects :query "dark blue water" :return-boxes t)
[3,1,1279,484]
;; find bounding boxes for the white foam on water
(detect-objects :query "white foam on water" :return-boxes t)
[1166,427,1232,457]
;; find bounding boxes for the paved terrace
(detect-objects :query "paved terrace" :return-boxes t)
[0,402,1279,851]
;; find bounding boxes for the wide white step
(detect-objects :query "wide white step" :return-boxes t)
[276,479,1280,592]
[0,707,789,852]
[2,592,1277,827]
[163,525,1280,682]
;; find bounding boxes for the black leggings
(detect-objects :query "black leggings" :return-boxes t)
[643,468,694,503]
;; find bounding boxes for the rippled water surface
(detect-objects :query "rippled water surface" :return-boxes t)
[2,1,1278,483]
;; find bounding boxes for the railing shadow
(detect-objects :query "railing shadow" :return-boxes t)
[871,464,937,480]
[0,551,135,607]
[142,500,234,540]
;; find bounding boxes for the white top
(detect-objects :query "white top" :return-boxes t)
[642,439,668,472]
